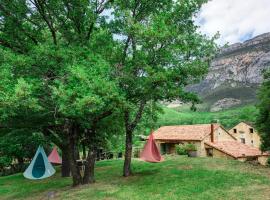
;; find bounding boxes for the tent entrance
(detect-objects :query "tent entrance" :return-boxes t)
[32,153,46,178]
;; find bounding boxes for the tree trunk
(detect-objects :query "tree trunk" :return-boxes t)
[69,161,82,186]
[74,144,80,160]
[67,123,82,187]
[61,147,70,177]
[67,145,82,186]
[17,157,24,172]
[122,102,145,177]
[82,146,97,184]
[123,129,133,177]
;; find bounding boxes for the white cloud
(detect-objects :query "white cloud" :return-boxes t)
[196,0,270,45]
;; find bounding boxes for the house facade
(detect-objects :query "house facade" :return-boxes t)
[153,124,269,165]
[228,122,261,148]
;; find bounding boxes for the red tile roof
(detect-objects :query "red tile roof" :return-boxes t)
[153,124,219,141]
[205,141,269,158]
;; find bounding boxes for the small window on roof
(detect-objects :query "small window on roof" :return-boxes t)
[233,129,237,133]
[250,128,254,133]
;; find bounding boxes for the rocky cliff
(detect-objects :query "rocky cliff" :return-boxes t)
[188,32,270,111]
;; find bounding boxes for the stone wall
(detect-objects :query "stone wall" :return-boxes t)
[204,127,236,143]
[228,122,261,148]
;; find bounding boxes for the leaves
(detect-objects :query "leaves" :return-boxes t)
[256,70,270,151]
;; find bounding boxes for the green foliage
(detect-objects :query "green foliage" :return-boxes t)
[175,145,187,155]
[112,0,218,105]
[176,143,197,155]
[48,48,123,123]
[184,143,197,151]
[256,70,270,152]
[0,156,12,169]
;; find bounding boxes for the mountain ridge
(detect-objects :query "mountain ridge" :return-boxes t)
[187,32,270,111]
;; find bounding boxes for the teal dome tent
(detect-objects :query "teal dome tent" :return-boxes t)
[23,146,56,180]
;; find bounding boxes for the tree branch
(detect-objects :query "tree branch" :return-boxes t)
[42,126,65,149]
[93,110,113,123]
[85,0,112,40]
[33,0,57,45]
[125,100,146,132]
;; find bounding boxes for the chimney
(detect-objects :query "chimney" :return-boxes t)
[210,124,214,142]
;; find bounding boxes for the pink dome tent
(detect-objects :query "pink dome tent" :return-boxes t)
[48,146,62,164]
[140,132,163,162]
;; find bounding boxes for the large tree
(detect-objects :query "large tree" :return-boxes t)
[110,0,217,176]
[0,0,120,186]
[256,70,270,152]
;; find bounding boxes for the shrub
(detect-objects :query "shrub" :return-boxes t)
[176,143,197,155]
[0,156,12,169]
[176,145,187,155]
[185,143,197,151]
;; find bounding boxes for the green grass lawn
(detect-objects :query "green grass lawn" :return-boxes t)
[157,105,258,129]
[1,156,270,200]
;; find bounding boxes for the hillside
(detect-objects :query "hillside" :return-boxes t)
[1,156,270,200]
[187,32,270,111]
[157,105,258,129]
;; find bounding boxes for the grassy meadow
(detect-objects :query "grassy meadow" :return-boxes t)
[1,156,270,200]
[157,105,258,129]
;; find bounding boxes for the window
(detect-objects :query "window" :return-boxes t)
[250,128,254,133]
[233,129,237,133]
[240,138,245,144]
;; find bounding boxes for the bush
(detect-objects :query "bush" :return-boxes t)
[176,145,187,155]
[267,157,270,166]
[185,143,197,151]
[0,156,12,169]
[176,143,197,155]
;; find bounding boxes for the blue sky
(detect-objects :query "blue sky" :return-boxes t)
[196,0,270,45]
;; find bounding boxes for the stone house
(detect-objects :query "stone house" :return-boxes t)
[153,124,269,165]
[228,122,261,148]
